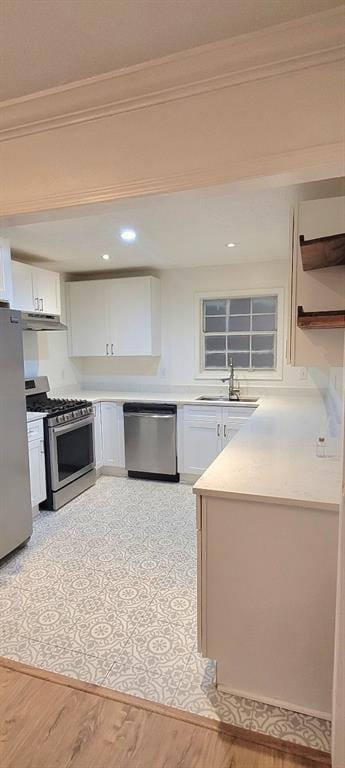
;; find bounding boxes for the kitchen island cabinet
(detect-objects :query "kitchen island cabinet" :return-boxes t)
[196,492,338,717]
[194,394,341,719]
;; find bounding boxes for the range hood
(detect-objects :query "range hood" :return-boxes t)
[21,312,67,331]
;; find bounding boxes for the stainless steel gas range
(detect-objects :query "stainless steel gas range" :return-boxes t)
[25,377,96,510]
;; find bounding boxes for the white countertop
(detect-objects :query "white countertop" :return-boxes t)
[27,412,45,423]
[193,394,341,511]
[49,389,258,408]
[48,387,341,511]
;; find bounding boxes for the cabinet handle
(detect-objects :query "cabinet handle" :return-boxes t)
[40,440,45,455]
[34,297,39,310]
[223,424,226,438]
[111,343,114,355]
[39,298,43,311]
[106,343,109,356]
[217,423,220,437]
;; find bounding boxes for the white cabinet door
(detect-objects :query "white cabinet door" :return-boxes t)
[68,281,108,357]
[67,276,160,358]
[93,403,103,470]
[31,266,61,314]
[0,241,13,305]
[182,406,222,475]
[222,408,255,448]
[221,418,243,447]
[28,438,46,508]
[101,402,120,466]
[12,261,34,311]
[107,277,157,356]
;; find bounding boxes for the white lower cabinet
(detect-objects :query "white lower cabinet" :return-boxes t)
[93,403,103,470]
[100,402,125,468]
[222,413,249,448]
[182,405,255,475]
[27,419,46,510]
[183,407,223,475]
[197,492,338,716]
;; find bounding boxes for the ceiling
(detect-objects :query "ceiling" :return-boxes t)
[0,0,343,101]
[2,178,343,274]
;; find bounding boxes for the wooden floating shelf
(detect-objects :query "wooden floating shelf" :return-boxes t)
[299,232,345,271]
[297,306,345,329]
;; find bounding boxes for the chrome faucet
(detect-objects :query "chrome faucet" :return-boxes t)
[221,357,240,401]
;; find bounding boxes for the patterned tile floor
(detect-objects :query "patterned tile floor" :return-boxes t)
[0,477,331,752]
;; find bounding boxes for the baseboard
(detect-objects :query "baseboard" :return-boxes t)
[100,466,127,477]
[217,682,331,721]
[180,473,200,484]
[99,468,197,483]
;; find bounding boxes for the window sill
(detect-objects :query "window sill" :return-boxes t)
[195,369,283,382]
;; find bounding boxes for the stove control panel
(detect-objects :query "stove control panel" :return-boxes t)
[48,405,93,428]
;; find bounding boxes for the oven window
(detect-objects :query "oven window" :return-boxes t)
[56,423,94,482]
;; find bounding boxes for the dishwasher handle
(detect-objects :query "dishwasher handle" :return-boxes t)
[124,412,175,420]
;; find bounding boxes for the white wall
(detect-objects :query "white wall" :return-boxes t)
[22,330,79,390]
[78,260,316,392]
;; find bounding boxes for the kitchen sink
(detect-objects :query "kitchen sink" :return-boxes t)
[196,396,258,403]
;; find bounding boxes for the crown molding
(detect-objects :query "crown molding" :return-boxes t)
[0,142,343,219]
[0,7,344,142]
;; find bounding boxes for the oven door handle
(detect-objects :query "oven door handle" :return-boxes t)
[50,414,94,436]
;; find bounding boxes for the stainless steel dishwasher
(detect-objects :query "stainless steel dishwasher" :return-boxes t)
[123,403,179,482]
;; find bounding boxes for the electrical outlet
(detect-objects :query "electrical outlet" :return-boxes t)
[299,367,308,380]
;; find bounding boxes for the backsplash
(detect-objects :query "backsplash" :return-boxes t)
[22,331,79,390]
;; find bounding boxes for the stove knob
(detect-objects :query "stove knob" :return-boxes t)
[57,415,64,424]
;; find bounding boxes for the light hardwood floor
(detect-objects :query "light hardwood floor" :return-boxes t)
[0,658,330,768]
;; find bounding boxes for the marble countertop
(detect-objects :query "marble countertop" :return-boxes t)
[193,394,341,511]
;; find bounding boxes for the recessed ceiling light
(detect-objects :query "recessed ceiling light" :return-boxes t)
[102,253,110,260]
[120,228,137,242]
[226,242,236,248]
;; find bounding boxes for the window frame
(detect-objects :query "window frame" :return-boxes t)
[194,287,285,381]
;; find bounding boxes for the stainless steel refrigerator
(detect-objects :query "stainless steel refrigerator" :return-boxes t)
[0,305,32,559]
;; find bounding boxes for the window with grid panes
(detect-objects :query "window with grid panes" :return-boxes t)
[202,295,277,371]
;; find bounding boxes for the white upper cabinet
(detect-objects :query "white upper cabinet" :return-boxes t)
[12,260,61,315]
[31,265,61,315]
[12,261,34,311]
[0,240,13,305]
[107,277,160,356]
[68,280,108,357]
[67,276,161,357]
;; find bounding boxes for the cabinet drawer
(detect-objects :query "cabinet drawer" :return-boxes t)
[184,405,222,421]
[224,417,249,430]
[27,419,43,442]
[222,406,256,418]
